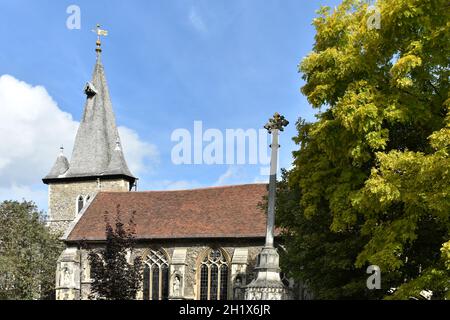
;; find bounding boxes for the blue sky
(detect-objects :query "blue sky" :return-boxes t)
[0,0,341,211]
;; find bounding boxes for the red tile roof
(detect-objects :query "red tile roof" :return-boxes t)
[66,184,269,241]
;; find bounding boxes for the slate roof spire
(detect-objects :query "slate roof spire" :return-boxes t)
[103,137,134,176]
[43,34,135,185]
[45,146,70,179]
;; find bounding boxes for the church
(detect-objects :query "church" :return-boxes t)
[42,35,303,300]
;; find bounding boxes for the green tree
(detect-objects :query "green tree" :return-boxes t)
[278,0,449,299]
[0,200,63,300]
[88,205,142,300]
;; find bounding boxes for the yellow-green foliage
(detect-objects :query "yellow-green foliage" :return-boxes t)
[279,0,449,299]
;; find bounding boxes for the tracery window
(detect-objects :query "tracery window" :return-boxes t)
[199,249,229,300]
[143,249,169,300]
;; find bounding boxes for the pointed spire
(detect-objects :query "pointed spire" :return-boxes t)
[44,146,70,179]
[43,35,136,184]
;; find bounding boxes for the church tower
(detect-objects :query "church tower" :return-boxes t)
[43,32,136,234]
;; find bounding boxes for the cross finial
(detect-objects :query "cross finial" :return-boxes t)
[92,24,108,54]
[264,112,289,134]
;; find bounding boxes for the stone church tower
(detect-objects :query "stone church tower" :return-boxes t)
[43,41,136,235]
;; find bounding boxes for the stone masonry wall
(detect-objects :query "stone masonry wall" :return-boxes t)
[72,241,266,300]
[48,178,130,234]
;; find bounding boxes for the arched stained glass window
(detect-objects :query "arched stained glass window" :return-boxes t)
[220,264,228,300]
[161,265,169,299]
[143,264,150,300]
[143,249,169,300]
[200,265,208,300]
[198,249,229,300]
[151,265,159,300]
[210,265,218,300]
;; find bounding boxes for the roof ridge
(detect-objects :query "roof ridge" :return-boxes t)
[97,183,268,194]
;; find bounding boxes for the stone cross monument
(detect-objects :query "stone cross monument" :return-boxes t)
[245,112,289,300]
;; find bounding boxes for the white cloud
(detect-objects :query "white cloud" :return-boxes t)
[161,180,202,190]
[144,166,261,191]
[136,166,267,193]
[0,74,158,209]
[0,75,78,188]
[214,166,269,186]
[118,126,159,176]
[143,179,202,191]
[189,7,207,33]
[253,175,269,184]
[214,166,245,186]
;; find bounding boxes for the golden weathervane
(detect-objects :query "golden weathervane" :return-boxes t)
[92,24,108,53]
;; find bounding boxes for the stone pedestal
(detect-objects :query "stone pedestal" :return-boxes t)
[245,247,287,300]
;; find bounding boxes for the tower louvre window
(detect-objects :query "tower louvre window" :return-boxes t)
[77,196,84,214]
